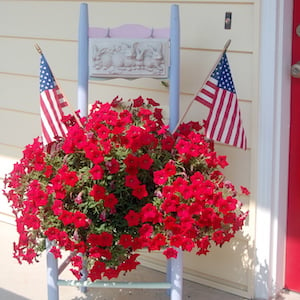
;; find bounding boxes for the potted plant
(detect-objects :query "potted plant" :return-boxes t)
[3,96,248,281]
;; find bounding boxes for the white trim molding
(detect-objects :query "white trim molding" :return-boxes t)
[255,0,293,299]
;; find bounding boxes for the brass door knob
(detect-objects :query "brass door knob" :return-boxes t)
[291,62,300,78]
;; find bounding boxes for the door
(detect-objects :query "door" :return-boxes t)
[286,0,300,292]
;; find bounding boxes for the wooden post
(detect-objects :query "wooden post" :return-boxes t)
[78,3,89,294]
[169,4,180,132]
[168,4,183,300]
[78,2,89,117]
[47,239,59,300]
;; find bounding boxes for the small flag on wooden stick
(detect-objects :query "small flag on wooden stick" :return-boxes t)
[195,52,247,150]
[35,44,69,148]
[172,40,247,150]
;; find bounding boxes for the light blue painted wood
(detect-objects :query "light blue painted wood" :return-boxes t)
[77,4,89,294]
[169,247,183,300]
[169,4,180,133]
[168,5,183,300]
[57,280,172,289]
[46,240,59,300]
[78,3,89,117]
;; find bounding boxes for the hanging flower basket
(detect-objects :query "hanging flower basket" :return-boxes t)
[3,96,248,281]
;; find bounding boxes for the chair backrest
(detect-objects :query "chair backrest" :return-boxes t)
[88,25,170,79]
[77,3,180,131]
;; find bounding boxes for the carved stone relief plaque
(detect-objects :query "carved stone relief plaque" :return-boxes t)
[89,38,169,78]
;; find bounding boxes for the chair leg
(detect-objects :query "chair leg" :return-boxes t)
[46,239,59,300]
[170,247,183,300]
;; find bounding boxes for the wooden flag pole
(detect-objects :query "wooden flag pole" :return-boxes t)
[34,43,84,128]
[171,39,231,134]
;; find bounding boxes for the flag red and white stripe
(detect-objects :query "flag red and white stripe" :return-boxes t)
[39,54,69,147]
[194,77,218,108]
[194,53,247,150]
[206,87,247,149]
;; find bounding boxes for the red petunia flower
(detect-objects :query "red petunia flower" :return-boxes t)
[132,96,144,107]
[90,164,104,180]
[61,169,79,187]
[103,193,118,210]
[73,211,90,228]
[90,184,106,202]
[138,153,154,170]
[50,246,62,259]
[124,153,137,167]
[125,175,141,188]
[89,261,106,281]
[140,203,161,223]
[118,254,140,272]
[104,268,120,280]
[163,161,176,176]
[96,124,110,139]
[84,144,104,164]
[119,234,133,248]
[170,234,183,248]
[132,184,148,200]
[58,210,74,226]
[106,158,120,174]
[124,210,140,226]
[146,97,160,106]
[212,230,225,245]
[153,170,168,185]
[240,186,250,195]
[87,232,113,247]
[149,233,166,250]
[196,237,211,255]
[51,200,63,216]
[163,247,178,259]
[139,223,153,237]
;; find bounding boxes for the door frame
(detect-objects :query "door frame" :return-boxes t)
[255,0,293,298]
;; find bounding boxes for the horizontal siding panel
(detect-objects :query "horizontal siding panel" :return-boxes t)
[139,235,251,297]
[0,74,40,113]
[183,237,251,296]
[0,73,78,113]
[180,4,254,51]
[88,80,170,106]
[0,1,254,51]
[0,144,23,161]
[0,38,77,82]
[0,155,17,179]
[0,2,79,41]
[0,155,18,220]
[0,189,14,220]
[0,110,40,148]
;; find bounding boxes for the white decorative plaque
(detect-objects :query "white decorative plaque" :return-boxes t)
[89,38,170,78]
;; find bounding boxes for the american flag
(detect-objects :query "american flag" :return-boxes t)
[39,54,69,147]
[195,53,247,150]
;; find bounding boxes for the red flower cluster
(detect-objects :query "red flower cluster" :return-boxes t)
[3,96,248,281]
